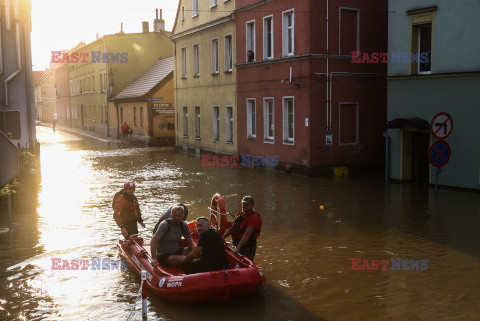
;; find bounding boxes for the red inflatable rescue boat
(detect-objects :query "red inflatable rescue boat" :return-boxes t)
[118,193,265,303]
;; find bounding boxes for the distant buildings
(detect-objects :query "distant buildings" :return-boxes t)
[34,69,56,123]
[386,0,480,190]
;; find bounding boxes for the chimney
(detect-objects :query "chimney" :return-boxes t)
[142,21,149,33]
[119,22,124,34]
[153,8,165,32]
[96,33,99,40]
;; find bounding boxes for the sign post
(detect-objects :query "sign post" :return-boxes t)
[428,140,451,193]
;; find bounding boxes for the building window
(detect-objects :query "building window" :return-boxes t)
[183,106,188,137]
[194,106,201,139]
[246,21,255,62]
[283,97,294,144]
[339,103,359,145]
[120,107,124,124]
[339,8,359,55]
[224,34,233,71]
[408,7,435,75]
[246,99,256,138]
[105,105,108,123]
[192,0,199,17]
[181,47,187,78]
[263,16,273,59]
[140,107,144,128]
[212,106,220,141]
[226,106,233,143]
[193,44,199,77]
[92,75,95,92]
[181,6,185,20]
[134,107,137,127]
[211,38,219,74]
[417,25,432,74]
[263,98,274,142]
[100,105,103,123]
[282,10,294,56]
[210,0,217,8]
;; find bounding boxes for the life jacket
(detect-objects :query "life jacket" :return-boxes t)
[231,210,261,246]
[113,189,142,226]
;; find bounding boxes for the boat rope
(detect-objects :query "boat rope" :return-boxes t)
[124,275,144,321]
[207,207,236,218]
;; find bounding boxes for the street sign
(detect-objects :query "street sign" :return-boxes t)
[430,112,453,140]
[0,131,19,188]
[429,140,451,167]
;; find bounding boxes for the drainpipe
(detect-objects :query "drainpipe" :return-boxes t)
[326,0,329,132]
[104,41,109,137]
[383,131,390,181]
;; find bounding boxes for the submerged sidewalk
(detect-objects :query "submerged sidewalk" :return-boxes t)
[36,121,124,144]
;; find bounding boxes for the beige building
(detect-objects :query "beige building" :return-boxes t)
[66,12,173,137]
[111,57,175,146]
[34,69,56,123]
[172,0,237,155]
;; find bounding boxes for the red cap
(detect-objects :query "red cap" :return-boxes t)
[124,182,135,189]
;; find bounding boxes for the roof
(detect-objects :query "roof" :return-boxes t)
[114,56,174,100]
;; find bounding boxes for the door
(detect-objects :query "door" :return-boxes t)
[411,132,429,183]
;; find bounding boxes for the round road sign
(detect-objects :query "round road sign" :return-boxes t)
[428,140,451,167]
[430,112,453,140]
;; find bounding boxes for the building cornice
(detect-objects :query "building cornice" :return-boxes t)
[236,54,351,67]
[235,0,275,13]
[170,14,235,40]
[387,71,480,80]
[406,6,437,15]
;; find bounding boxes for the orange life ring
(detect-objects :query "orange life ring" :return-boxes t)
[210,193,230,235]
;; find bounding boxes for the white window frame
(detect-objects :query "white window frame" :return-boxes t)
[211,38,219,74]
[338,102,359,146]
[263,15,274,60]
[338,7,360,55]
[246,99,256,138]
[194,106,201,139]
[193,44,200,77]
[225,106,234,143]
[182,106,188,137]
[263,98,275,143]
[224,34,233,72]
[212,106,220,141]
[282,9,295,57]
[246,20,256,62]
[192,0,199,17]
[282,96,294,144]
[210,0,217,8]
[181,47,187,78]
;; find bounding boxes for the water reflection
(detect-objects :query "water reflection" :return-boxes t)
[0,126,479,320]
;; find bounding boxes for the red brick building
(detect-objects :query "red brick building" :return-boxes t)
[235,0,387,173]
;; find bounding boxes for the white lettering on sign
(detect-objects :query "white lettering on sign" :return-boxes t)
[167,281,183,288]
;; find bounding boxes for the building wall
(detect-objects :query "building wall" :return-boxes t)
[388,0,480,76]
[173,13,237,154]
[35,72,57,123]
[151,77,175,141]
[54,65,71,126]
[174,0,235,34]
[236,0,387,169]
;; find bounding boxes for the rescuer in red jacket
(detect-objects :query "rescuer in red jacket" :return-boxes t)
[222,196,262,260]
[120,121,131,143]
[113,182,145,239]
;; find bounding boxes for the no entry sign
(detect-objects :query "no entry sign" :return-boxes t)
[429,140,451,167]
[430,112,453,140]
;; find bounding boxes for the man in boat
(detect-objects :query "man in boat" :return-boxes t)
[150,206,195,268]
[182,217,229,274]
[222,196,262,260]
[153,203,188,235]
[113,182,145,239]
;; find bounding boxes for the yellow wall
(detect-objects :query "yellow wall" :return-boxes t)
[115,101,149,136]
[34,72,56,123]
[174,0,235,35]
[151,77,175,139]
[173,17,237,154]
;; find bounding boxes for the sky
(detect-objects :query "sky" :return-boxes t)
[31,0,180,71]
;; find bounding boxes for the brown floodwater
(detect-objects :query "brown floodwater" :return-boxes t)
[0,126,479,321]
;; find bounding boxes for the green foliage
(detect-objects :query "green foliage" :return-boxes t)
[0,150,40,198]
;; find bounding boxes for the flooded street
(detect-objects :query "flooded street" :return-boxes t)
[1,126,479,321]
